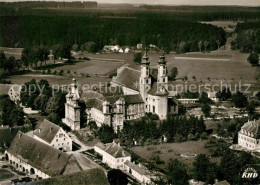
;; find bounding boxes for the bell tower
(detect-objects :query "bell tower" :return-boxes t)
[157,52,168,89]
[139,50,151,101]
[63,79,81,130]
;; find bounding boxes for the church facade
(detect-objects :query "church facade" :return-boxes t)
[63,52,178,131]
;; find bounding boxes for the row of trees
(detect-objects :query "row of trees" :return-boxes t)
[92,115,206,144]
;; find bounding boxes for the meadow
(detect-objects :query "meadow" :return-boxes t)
[130,140,221,171]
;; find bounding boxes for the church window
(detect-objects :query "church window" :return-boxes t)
[153,106,155,113]
[146,79,149,83]
[163,78,165,82]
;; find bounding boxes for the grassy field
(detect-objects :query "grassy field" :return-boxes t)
[130,140,220,171]
[5,74,111,88]
[54,60,123,76]
[2,48,260,95]
[0,47,23,59]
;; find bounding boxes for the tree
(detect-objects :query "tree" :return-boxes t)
[204,41,209,52]
[133,52,143,64]
[231,91,248,108]
[168,159,189,185]
[178,41,186,53]
[216,88,232,101]
[86,42,98,53]
[52,44,62,63]
[97,125,115,143]
[169,67,178,81]
[107,169,128,185]
[199,92,212,104]
[192,154,217,184]
[202,104,211,117]
[61,44,72,60]
[256,92,260,101]
[247,52,259,66]
[0,50,6,69]
[246,101,255,115]
[0,95,24,127]
[218,150,240,184]
[198,40,203,52]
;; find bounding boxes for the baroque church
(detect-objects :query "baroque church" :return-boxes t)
[63,52,178,132]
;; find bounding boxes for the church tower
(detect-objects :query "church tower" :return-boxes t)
[63,79,81,130]
[157,52,168,89]
[139,50,151,101]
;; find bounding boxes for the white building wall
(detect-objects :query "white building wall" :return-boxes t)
[148,95,167,120]
[238,132,258,150]
[6,152,50,179]
[102,152,131,170]
[34,129,72,151]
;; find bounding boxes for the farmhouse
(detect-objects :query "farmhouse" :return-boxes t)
[94,141,131,170]
[124,161,152,184]
[33,119,72,151]
[5,132,81,179]
[238,119,260,151]
[63,52,178,131]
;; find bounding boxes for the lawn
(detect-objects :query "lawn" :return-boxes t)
[130,140,221,171]
[0,169,15,181]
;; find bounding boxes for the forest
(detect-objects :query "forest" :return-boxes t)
[0,14,226,53]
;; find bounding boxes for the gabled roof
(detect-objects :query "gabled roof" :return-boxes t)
[85,98,103,111]
[7,132,80,177]
[124,161,149,176]
[112,67,140,91]
[241,120,260,139]
[97,86,124,97]
[148,82,169,96]
[33,119,61,144]
[104,142,131,158]
[94,142,106,150]
[124,94,144,104]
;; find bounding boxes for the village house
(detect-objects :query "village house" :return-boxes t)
[238,119,260,151]
[33,119,72,151]
[124,161,153,184]
[63,52,178,131]
[0,84,21,103]
[94,141,131,170]
[5,132,81,179]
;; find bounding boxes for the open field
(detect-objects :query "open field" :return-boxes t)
[5,74,111,88]
[130,140,220,170]
[200,21,240,32]
[2,48,260,95]
[54,60,123,76]
[0,47,23,59]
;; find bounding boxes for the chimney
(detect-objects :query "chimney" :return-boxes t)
[50,126,53,132]
[58,153,61,159]
[39,128,41,133]
[138,163,142,168]
[19,133,22,138]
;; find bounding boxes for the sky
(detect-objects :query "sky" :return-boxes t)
[1,0,260,6]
